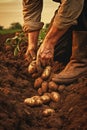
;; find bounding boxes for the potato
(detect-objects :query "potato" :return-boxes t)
[42,108,55,117]
[41,81,48,93]
[34,99,43,106]
[24,96,42,106]
[32,96,43,106]
[41,94,51,104]
[50,92,60,102]
[24,98,35,106]
[28,60,37,74]
[38,88,43,96]
[48,81,58,91]
[41,66,52,80]
[34,77,43,89]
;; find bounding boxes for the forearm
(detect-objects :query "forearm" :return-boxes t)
[44,24,69,47]
[28,31,40,49]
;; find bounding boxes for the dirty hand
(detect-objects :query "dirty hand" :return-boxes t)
[25,45,36,62]
[36,41,54,69]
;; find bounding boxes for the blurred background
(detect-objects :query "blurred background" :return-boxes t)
[0,0,59,29]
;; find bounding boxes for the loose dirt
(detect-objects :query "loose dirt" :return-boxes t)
[0,34,87,130]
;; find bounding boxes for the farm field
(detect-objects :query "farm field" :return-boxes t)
[0,33,87,130]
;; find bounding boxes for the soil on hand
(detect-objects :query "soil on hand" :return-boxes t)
[0,34,87,130]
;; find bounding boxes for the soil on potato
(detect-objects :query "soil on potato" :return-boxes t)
[0,34,87,130]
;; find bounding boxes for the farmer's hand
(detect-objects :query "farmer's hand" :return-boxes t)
[25,31,40,62]
[36,38,55,69]
[25,44,36,61]
[36,24,69,70]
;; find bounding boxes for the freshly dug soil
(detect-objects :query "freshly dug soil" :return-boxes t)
[0,34,87,130]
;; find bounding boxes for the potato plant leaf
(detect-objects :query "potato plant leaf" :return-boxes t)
[5,31,28,56]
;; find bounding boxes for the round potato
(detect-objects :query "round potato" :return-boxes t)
[42,108,55,117]
[50,92,60,102]
[41,66,52,80]
[34,77,43,89]
[28,60,37,74]
[48,81,58,91]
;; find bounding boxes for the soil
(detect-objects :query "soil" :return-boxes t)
[0,34,87,130]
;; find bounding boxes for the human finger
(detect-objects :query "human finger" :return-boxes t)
[29,49,36,60]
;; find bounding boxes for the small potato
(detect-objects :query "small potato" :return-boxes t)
[41,66,52,80]
[48,81,58,91]
[24,98,35,106]
[50,92,60,102]
[24,96,42,106]
[28,60,37,74]
[41,81,48,93]
[41,94,51,104]
[38,88,43,96]
[34,77,43,89]
[42,108,55,117]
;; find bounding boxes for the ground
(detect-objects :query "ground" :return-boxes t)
[0,34,87,130]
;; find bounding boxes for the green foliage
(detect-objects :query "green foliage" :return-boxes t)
[9,22,22,30]
[39,24,49,41]
[45,23,50,29]
[0,29,22,35]
[4,23,49,57]
[5,32,27,56]
[38,28,48,46]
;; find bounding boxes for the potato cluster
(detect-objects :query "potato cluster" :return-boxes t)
[24,60,63,108]
[24,92,60,107]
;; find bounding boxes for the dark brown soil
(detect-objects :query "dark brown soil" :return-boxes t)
[0,34,87,130]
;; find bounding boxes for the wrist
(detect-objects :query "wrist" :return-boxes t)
[27,30,40,47]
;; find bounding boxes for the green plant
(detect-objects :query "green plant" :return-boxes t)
[5,32,27,56]
[9,22,22,30]
[38,28,47,47]
[5,25,48,56]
